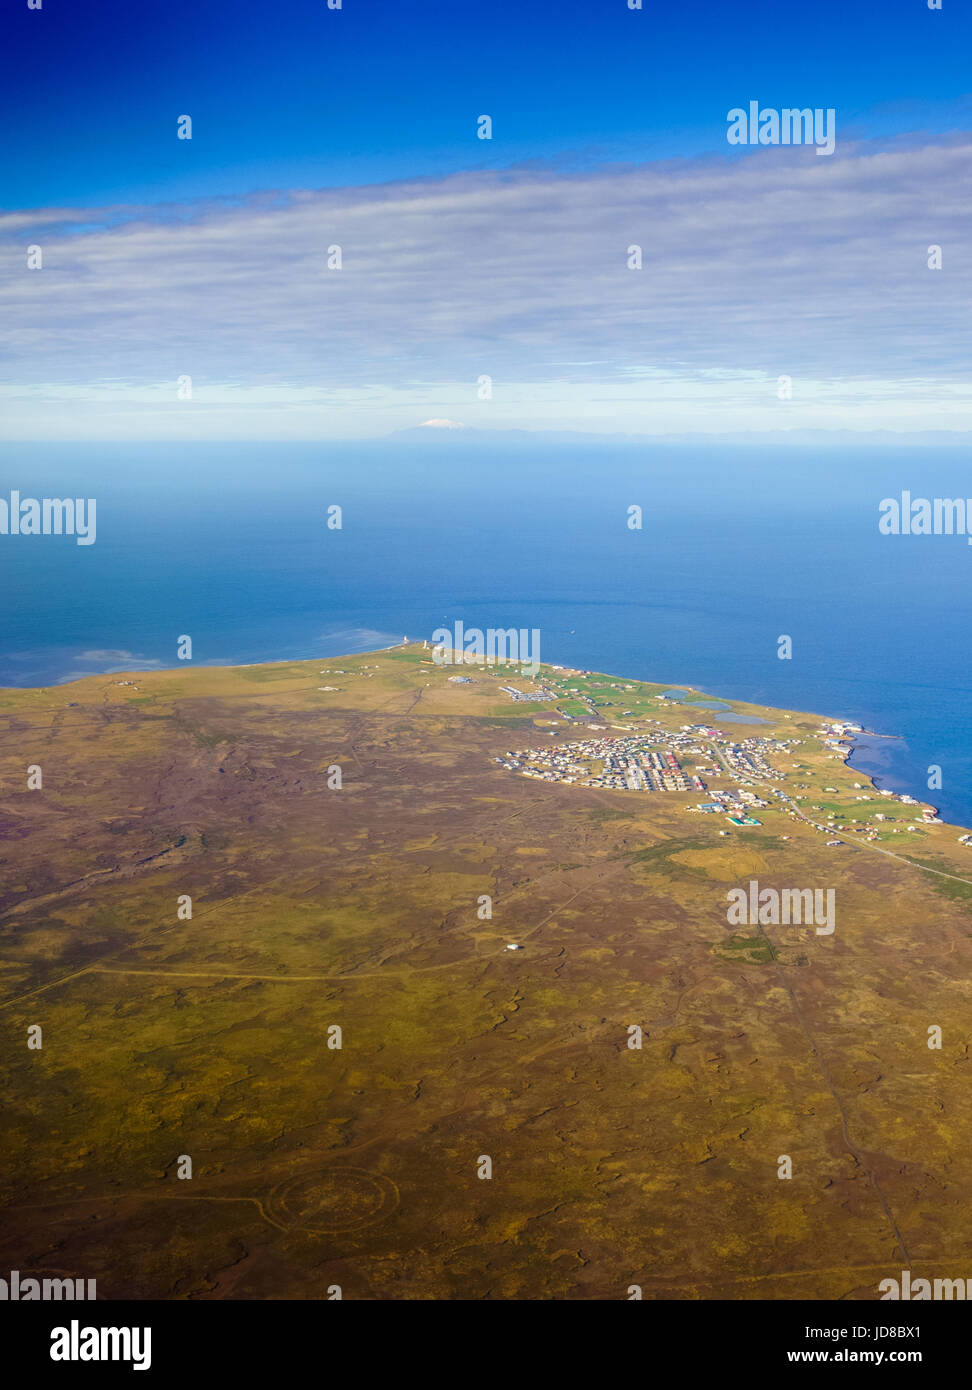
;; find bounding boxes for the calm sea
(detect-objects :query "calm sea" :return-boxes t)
[2,440,971,827]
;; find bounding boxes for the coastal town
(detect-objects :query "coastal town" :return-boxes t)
[493,715,946,842]
[431,650,954,846]
[493,723,800,818]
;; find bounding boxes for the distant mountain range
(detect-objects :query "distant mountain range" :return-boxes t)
[389,425,972,447]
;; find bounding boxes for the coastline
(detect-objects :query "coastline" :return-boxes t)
[2,641,968,838]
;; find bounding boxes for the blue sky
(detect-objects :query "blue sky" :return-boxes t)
[2,0,971,438]
[4,0,969,206]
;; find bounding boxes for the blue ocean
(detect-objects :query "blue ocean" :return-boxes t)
[3,440,971,827]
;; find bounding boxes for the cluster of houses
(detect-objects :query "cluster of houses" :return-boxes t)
[488,696,965,844]
[691,786,769,825]
[498,685,556,702]
[493,723,797,797]
[719,737,798,782]
[815,721,862,761]
[494,734,692,790]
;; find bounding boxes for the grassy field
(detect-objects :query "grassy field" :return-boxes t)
[1,645,970,1300]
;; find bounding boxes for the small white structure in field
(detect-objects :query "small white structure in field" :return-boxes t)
[505,943,523,951]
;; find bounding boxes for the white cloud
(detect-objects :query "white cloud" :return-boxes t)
[2,138,971,437]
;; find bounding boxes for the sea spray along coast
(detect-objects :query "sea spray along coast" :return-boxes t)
[2,0,972,1359]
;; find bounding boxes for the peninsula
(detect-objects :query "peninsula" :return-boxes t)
[1,645,969,1300]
